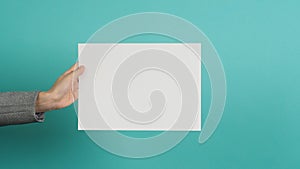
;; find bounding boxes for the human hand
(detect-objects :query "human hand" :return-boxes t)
[35,63,85,112]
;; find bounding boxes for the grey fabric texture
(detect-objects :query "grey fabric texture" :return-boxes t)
[0,91,44,126]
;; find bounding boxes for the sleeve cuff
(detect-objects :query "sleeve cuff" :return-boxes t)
[33,91,45,123]
[34,112,45,122]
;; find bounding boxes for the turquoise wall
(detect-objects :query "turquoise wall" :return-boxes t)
[0,0,299,168]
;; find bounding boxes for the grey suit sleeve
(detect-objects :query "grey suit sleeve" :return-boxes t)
[0,91,45,126]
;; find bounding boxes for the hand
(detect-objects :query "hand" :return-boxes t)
[35,63,85,112]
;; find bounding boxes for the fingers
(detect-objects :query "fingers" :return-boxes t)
[63,62,79,76]
[69,65,84,90]
[72,90,78,101]
[70,65,84,102]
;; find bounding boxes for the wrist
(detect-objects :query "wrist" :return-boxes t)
[35,91,57,112]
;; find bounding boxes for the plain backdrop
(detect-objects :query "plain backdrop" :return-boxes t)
[0,0,299,169]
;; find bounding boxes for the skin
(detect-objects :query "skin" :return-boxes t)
[35,63,85,112]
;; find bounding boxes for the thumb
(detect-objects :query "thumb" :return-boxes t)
[73,65,85,78]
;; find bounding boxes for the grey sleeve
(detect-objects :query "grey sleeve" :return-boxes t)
[0,91,45,126]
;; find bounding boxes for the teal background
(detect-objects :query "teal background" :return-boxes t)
[0,0,299,168]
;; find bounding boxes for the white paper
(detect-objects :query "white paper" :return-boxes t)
[78,43,201,131]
